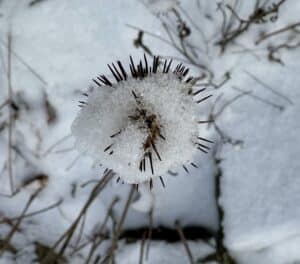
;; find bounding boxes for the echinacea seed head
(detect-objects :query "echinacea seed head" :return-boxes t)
[72,55,212,184]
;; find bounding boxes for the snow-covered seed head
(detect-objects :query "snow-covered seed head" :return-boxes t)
[72,55,212,185]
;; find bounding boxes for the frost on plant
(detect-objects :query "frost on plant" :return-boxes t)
[72,55,212,185]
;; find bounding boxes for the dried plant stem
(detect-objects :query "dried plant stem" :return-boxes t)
[232,85,284,111]
[65,153,82,171]
[41,171,114,264]
[7,31,14,194]
[139,232,147,264]
[175,221,194,264]
[145,209,153,260]
[256,21,300,44]
[42,134,72,157]
[268,41,300,65]
[73,213,87,251]
[126,24,211,77]
[0,199,62,224]
[243,70,293,105]
[0,99,9,110]
[214,90,251,119]
[217,0,287,51]
[177,5,208,52]
[0,189,41,255]
[84,197,119,264]
[103,186,135,263]
[0,38,47,85]
[126,24,175,50]
[59,172,113,254]
[161,22,211,75]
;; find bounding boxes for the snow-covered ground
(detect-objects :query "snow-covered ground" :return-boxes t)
[0,0,299,263]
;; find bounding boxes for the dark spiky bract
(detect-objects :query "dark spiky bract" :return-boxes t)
[92,55,194,88]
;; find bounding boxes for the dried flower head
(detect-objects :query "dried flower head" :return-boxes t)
[72,55,212,185]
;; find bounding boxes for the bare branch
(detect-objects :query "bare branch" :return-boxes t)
[256,21,300,44]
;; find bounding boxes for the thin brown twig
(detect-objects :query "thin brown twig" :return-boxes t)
[175,221,194,264]
[217,0,287,52]
[84,197,119,264]
[58,172,113,256]
[267,41,300,65]
[73,213,87,251]
[161,20,211,75]
[65,153,82,171]
[0,99,9,110]
[0,199,62,224]
[103,186,135,263]
[7,30,14,194]
[161,20,179,50]
[126,24,175,48]
[139,232,147,264]
[42,134,72,157]
[213,121,243,146]
[41,171,114,264]
[0,189,42,255]
[54,147,74,154]
[243,70,293,104]
[177,5,208,52]
[145,209,153,260]
[213,90,251,119]
[232,42,262,60]
[232,85,284,111]
[256,21,300,44]
[126,23,212,77]
[0,38,47,85]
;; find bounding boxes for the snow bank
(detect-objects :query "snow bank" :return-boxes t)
[219,58,300,256]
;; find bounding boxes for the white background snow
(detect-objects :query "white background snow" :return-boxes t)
[0,0,299,263]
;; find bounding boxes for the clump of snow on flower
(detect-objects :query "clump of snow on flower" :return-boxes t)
[72,68,199,184]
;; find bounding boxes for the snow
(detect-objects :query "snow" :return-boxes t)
[1,0,300,263]
[0,0,217,262]
[142,0,180,15]
[211,1,300,261]
[218,59,300,256]
[233,236,300,264]
[115,240,215,264]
